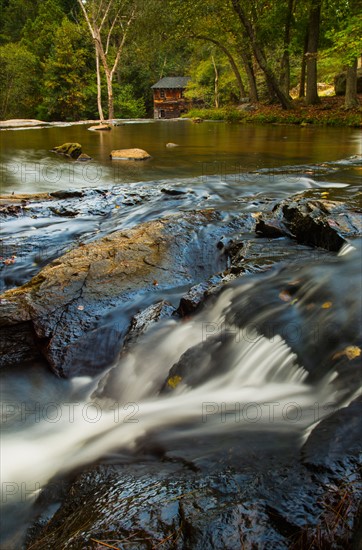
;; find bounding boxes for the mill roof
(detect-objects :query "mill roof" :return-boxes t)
[151,77,190,89]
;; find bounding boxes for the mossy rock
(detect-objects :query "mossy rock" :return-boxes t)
[51,143,82,159]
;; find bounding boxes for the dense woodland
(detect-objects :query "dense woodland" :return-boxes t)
[0,0,361,121]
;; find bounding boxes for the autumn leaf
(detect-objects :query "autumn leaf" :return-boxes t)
[321,301,332,309]
[167,375,182,389]
[332,346,361,361]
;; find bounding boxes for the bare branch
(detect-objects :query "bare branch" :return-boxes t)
[105,9,121,55]
[99,0,114,31]
[110,10,135,78]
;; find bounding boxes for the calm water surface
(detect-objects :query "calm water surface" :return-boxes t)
[1,120,361,193]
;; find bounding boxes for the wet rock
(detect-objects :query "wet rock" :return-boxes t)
[166,142,179,147]
[0,211,227,376]
[51,143,82,159]
[26,399,361,550]
[49,190,85,199]
[88,124,112,131]
[110,148,151,160]
[161,187,187,196]
[176,281,210,316]
[301,396,362,472]
[123,300,176,350]
[270,196,362,251]
[0,323,42,368]
[255,217,288,238]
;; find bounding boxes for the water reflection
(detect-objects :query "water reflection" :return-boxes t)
[1,121,361,193]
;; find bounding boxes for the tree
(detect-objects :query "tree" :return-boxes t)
[76,0,136,121]
[0,42,40,118]
[279,0,295,96]
[21,0,65,61]
[40,18,91,120]
[325,11,362,109]
[305,0,322,105]
[230,0,292,109]
[1,0,39,43]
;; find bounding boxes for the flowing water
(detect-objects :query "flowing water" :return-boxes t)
[0,121,361,547]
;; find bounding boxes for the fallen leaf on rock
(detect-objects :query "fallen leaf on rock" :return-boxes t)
[321,301,332,309]
[77,305,85,311]
[332,346,361,361]
[167,375,182,389]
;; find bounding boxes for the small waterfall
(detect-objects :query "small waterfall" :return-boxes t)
[2,243,360,515]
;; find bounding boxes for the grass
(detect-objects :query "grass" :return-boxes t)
[183,94,362,127]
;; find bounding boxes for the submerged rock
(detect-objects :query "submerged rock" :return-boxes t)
[76,153,92,161]
[88,124,112,131]
[110,148,151,160]
[51,143,82,159]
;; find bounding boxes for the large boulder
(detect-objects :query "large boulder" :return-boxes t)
[255,196,362,252]
[334,68,362,95]
[0,211,228,376]
[110,148,151,160]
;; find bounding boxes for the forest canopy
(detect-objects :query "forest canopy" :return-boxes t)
[0,0,361,120]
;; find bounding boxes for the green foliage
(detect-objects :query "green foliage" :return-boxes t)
[0,42,40,118]
[1,0,39,43]
[324,14,362,66]
[0,0,360,123]
[21,0,66,60]
[40,18,91,121]
[113,84,146,118]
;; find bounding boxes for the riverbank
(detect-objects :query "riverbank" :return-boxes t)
[185,94,362,127]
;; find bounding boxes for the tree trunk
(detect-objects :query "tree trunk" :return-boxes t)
[193,35,246,98]
[230,0,292,109]
[279,0,294,96]
[299,31,308,98]
[105,71,114,121]
[241,50,258,102]
[95,50,104,122]
[305,0,322,105]
[345,58,360,109]
[211,55,219,108]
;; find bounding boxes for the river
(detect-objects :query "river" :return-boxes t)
[0,121,361,548]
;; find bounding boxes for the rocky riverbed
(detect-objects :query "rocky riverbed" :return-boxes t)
[1,155,361,549]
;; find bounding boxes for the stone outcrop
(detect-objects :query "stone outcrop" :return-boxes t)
[255,196,362,251]
[0,211,228,376]
[110,148,151,160]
